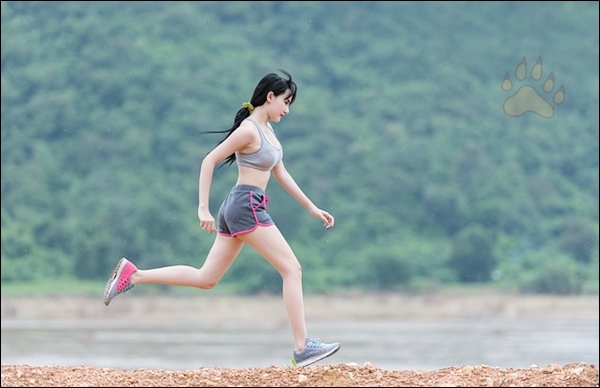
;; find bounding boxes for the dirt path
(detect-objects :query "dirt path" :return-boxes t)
[1,362,598,387]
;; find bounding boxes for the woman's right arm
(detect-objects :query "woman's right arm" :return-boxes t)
[197,124,255,233]
[197,155,217,232]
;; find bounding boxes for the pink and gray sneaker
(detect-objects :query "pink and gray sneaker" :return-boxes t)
[103,257,137,306]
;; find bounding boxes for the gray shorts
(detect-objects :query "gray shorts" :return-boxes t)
[217,184,274,237]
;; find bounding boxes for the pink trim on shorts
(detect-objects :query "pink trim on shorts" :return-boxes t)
[218,190,274,238]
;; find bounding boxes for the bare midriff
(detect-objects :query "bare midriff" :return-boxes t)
[235,165,272,191]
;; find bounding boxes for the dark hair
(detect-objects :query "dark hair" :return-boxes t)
[206,69,297,167]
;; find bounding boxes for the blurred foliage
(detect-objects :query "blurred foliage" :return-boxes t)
[1,1,598,295]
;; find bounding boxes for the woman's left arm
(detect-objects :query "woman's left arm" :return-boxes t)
[272,162,334,229]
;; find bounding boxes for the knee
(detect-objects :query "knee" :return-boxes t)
[193,267,222,289]
[295,263,303,278]
[198,280,218,290]
[284,261,302,281]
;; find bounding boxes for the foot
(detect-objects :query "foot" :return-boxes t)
[103,257,137,306]
[292,336,341,367]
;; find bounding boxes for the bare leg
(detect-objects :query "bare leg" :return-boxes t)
[130,234,244,289]
[236,225,307,352]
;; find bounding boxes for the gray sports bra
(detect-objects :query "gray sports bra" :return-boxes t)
[235,118,283,171]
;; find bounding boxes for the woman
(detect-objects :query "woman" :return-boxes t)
[103,70,341,368]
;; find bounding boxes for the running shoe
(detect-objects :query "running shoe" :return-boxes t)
[292,336,341,367]
[103,257,137,306]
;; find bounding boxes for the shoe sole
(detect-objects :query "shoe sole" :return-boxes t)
[103,258,128,306]
[295,343,341,367]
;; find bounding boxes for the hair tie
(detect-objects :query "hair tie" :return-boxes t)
[242,102,254,112]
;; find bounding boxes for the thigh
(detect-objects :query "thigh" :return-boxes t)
[201,234,245,280]
[236,225,300,275]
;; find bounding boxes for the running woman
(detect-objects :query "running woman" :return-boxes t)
[103,70,341,368]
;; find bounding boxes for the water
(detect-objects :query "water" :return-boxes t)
[2,317,597,371]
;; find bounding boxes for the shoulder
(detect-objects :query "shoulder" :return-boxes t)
[237,119,257,133]
[233,120,258,139]
[226,120,259,147]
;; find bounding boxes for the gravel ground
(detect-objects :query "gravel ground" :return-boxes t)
[1,362,598,387]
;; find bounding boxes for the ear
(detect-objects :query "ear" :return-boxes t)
[266,91,275,103]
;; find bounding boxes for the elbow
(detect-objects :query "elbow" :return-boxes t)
[201,155,217,170]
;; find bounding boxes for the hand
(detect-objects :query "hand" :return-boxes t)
[198,208,216,233]
[311,208,335,229]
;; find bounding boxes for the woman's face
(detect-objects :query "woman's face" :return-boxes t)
[268,89,293,123]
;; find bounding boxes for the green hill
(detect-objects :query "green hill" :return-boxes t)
[1,1,598,295]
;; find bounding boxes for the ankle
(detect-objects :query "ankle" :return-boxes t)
[130,270,140,285]
[295,337,308,353]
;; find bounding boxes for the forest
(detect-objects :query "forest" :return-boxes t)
[1,1,598,295]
